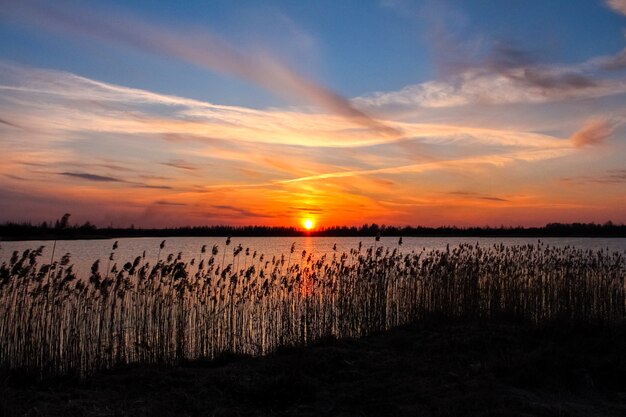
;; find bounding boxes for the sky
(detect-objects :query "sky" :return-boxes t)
[0,0,625,228]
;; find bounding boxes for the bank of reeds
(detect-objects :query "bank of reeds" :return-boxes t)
[0,240,624,377]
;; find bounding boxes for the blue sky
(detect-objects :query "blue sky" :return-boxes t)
[2,0,623,106]
[0,0,625,227]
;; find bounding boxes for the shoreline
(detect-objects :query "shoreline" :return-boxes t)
[3,234,626,242]
[2,222,626,241]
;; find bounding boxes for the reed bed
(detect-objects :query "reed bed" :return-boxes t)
[0,240,624,377]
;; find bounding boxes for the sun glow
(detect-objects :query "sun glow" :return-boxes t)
[303,218,314,231]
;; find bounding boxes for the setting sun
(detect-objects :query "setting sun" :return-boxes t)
[303,219,314,231]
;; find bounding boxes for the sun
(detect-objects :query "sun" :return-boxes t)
[303,219,314,231]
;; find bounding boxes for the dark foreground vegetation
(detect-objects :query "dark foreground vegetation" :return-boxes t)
[1,219,626,240]
[1,240,624,379]
[2,320,626,417]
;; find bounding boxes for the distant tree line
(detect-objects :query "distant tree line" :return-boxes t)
[0,216,625,240]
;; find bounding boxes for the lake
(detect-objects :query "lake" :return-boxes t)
[2,236,626,278]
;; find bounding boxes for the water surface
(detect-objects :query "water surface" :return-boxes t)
[2,236,625,278]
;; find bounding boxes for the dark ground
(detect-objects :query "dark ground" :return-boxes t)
[2,320,626,417]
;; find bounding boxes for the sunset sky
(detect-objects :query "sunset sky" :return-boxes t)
[1,0,625,228]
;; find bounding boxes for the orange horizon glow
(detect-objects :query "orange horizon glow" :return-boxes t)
[1,40,625,228]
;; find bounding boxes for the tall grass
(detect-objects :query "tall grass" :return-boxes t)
[0,240,624,377]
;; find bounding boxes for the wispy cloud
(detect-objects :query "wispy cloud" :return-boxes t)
[3,174,28,181]
[1,0,397,136]
[211,205,274,218]
[0,117,23,129]
[162,159,198,171]
[289,206,324,213]
[59,171,173,190]
[570,118,615,148]
[247,148,576,187]
[448,191,509,202]
[359,3,626,112]
[562,169,626,185]
[60,172,122,182]
[479,42,600,92]
[137,184,173,190]
[155,200,188,206]
[606,0,626,16]
[355,59,626,111]
[592,48,626,71]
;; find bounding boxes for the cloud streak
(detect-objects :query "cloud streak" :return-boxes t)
[60,172,121,182]
[570,118,615,148]
[563,169,626,185]
[606,0,626,16]
[211,205,274,217]
[200,148,572,189]
[482,42,599,92]
[448,191,509,202]
[162,160,198,171]
[1,0,397,136]
[59,171,173,190]
[356,61,626,111]
[0,117,23,129]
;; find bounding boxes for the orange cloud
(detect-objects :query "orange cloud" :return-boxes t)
[570,118,615,148]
